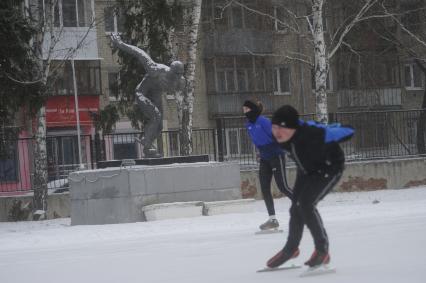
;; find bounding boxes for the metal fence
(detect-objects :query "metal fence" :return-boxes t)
[0,129,217,194]
[215,109,426,167]
[1,109,425,194]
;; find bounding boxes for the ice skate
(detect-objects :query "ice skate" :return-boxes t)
[255,219,283,235]
[266,248,300,268]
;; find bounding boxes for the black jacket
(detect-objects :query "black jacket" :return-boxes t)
[280,124,345,176]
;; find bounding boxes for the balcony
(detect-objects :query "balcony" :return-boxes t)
[42,27,99,60]
[204,30,273,56]
[208,91,290,117]
[337,88,402,110]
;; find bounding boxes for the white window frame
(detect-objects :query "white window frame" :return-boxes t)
[43,0,92,28]
[216,68,236,93]
[236,68,249,92]
[405,63,424,90]
[273,66,291,95]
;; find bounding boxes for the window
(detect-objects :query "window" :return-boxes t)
[216,69,236,92]
[235,56,253,91]
[0,142,18,182]
[104,6,125,33]
[236,69,249,92]
[62,0,77,27]
[108,72,119,100]
[75,61,101,95]
[311,69,332,91]
[46,136,79,176]
[274,67,290,94]
[231,6,243,28]
[43,0,92,28]
[405,64,424,89]
[254,57,267,91]
[273,6,287,32]
[52,60,102,96]
[214,56,272,93]
[215,57,237,93]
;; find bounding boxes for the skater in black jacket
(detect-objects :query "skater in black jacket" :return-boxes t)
[266,105,353,269]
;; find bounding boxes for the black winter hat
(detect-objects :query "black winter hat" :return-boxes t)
[243,100,259,112]
[272,105,300,129]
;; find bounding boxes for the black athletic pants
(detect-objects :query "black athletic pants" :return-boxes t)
[259,154,293,216]
[283,169,343,254]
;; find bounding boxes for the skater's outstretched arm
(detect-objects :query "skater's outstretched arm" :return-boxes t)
[110,33,157,73]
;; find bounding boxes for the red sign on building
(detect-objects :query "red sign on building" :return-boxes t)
[46,96,99,128]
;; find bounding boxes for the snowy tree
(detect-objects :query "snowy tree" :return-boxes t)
[226,0,390,123]
[29,0,97,219]
[1,0,96,219]
[176,0,202,155]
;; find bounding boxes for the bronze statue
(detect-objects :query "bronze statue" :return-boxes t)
[110,33,185,157]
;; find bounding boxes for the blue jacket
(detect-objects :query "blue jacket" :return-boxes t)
[246,116,284,160]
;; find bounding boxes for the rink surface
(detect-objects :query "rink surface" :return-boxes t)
[1,187,425,283]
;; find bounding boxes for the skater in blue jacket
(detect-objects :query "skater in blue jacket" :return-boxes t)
[243,100,293,232]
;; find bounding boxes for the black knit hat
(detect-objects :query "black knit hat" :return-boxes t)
[272,105,300,129]
[243,100,259,112]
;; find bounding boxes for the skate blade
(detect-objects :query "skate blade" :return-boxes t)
[257,264,302,273]
[299,264,336,277]
[255,229,283,235]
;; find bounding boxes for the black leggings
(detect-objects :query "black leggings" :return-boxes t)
[259,154,293,216]
[284,170,343,254]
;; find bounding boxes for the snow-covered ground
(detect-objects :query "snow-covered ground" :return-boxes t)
[1,187,426,283]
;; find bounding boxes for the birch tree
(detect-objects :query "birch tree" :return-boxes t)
[175,0,202,155]
[29,0,97,218]
[3,0,96,219]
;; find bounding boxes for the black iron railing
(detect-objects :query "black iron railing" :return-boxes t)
[1,109,425,194]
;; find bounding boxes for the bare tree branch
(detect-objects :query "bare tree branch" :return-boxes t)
[244,46,313,66]
[328,0,378,60]
[381,2,426,50]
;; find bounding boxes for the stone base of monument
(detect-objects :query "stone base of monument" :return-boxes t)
[142,201,204,221]
[97,155,210,169]
[69,161,241,225]
[202,199,255,216]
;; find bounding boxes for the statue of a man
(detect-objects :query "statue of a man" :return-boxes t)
[110,33,185,158]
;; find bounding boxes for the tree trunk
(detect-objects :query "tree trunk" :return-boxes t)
[32,2,49,219]
[178,0,201,156]
[32,106,48,219]
[312,0,329,123]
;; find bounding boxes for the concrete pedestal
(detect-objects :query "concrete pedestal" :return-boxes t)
[69,162,241,225]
